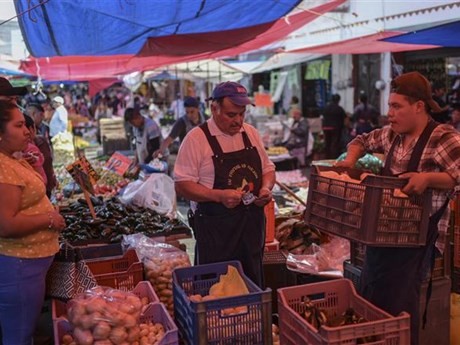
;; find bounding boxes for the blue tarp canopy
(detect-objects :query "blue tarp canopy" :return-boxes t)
[382,20,460,47]
[15,0,301,57]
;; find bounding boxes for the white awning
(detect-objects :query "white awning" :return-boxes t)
[250,52,326,73]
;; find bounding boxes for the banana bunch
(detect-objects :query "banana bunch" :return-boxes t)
[302,298,328,330]
[266,146,288,156]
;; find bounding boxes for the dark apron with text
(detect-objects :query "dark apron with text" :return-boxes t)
[360,120,449,345]
[193,123,265,287]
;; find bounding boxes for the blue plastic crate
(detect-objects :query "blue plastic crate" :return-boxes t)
[172,261,272,345]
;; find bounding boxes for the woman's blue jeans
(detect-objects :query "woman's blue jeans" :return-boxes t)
[0,254,53,345]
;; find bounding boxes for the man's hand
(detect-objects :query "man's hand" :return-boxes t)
[399,172,429,195]
[254,187,272,207]
[334,159,355,168]
[152,149,162,159]
[219,189,244,209]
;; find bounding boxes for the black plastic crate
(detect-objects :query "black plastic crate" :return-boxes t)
[305,166,431,247]
[263,251,296,313]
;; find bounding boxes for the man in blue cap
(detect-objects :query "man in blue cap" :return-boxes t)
[153,96,206,158]
[174,82,275,287]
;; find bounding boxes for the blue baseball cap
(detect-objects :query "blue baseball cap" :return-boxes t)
[207,81,254,106]
[183,96,199,108]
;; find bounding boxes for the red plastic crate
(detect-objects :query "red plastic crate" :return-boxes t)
[305,166,431,247]
[85,249,143,291]
[173,261,272,345]
[264,239,280,252]
[278,279,410,345]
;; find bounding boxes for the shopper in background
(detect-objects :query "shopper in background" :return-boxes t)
[22,114,47,187]
[169,93,185,120]
[0,100,66,345]
[26,103,50,141]
[0,77,28,101]
[352,93,379,135]
[336,71,460,345]
[174,81,275,287]
[322,94,346,159]
[449,105,460,131]
[287,95,300,117]
[49,96,68,138]
[26,105,56,197]
[431,82,450,123]
[124,107,162,165]
[153,96,206,158]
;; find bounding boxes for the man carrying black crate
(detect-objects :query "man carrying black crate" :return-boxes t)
[336,71,460,345]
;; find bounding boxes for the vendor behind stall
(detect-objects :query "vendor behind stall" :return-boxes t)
[336,71,460,345]
[124,107,162,164]
[153,96,206,158]
[283,108,310,166]
[174,81,275,287]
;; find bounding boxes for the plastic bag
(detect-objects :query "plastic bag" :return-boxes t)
[123,234,190,315]
[67,286,145,344]
[118,179,144,205]
[119,174,176,215]
[286,236,350,277]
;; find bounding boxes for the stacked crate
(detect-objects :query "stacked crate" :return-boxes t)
[100,118,129,155]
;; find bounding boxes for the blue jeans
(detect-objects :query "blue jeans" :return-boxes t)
[0,254,54,345]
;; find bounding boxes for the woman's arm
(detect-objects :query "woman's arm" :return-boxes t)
[0,183,65,238]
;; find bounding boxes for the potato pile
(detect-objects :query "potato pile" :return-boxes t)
[138,321,166,345]
[144,253,190,316]
[66,287,146,345]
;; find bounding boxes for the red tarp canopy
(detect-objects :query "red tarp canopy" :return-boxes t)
[20,0,346,81]
[287,31,440,54]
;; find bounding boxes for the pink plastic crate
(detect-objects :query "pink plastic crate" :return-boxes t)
[278,279,410,345]
[54,303,178,345]
[139,303,179,345]
[54,318,72,345]
[52,281,157,320]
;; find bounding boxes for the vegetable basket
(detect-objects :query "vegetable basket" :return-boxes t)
[278,279,410,345]
[172,261,272,345]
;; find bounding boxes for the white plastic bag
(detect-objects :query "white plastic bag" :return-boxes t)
[119,179,144,205]
[132,173,176,215]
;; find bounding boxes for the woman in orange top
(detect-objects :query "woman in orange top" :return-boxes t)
[0,100,66,345]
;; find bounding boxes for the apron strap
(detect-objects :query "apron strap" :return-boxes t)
[382,119,439,175]
[407,119,439,172]
[382,135,400,176]
[200,122,254,156]
[200,122,224,156]
[422,197,449,329]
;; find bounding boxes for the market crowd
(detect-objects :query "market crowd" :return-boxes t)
[0,72,460,345]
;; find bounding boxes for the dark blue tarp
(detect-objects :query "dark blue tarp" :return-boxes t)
[382,20,460,48]
[15,0,301,57]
